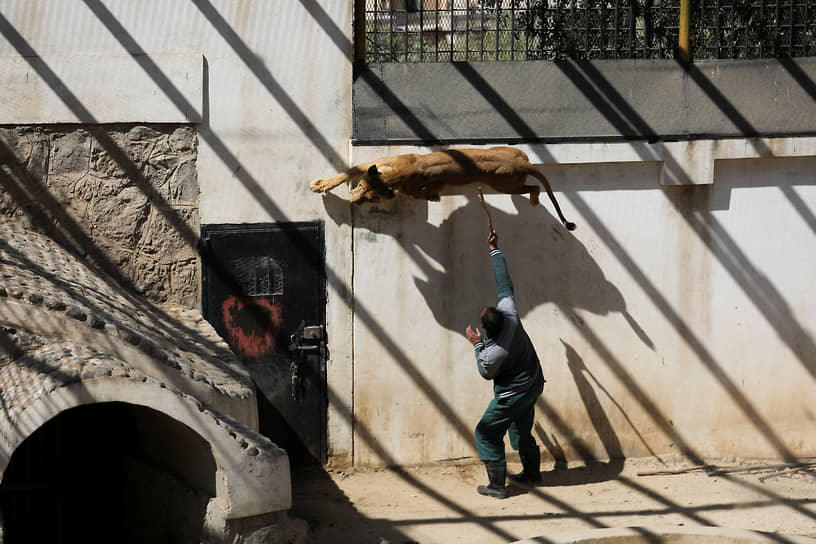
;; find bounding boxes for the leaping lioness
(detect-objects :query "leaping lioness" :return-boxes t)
[311,146,575,230]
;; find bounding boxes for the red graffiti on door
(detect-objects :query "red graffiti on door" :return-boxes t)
[221,296,283,358]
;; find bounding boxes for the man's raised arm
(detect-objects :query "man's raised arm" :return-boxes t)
[488,231,513,301]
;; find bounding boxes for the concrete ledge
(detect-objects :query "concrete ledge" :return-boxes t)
[354,58,816,143]
[0,53,203,124]
[349,136,816,186]
[512,526,816,543]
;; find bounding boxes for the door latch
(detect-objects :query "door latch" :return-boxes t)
[287,321,326,401]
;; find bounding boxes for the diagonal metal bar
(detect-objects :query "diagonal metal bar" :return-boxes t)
[188,0,347,172]
[74,0,482,457]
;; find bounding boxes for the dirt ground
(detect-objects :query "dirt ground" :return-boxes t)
[288,456,816,544]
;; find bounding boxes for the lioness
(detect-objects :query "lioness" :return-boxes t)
[311,146,575,230]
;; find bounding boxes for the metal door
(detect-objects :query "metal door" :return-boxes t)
[201,222,326,464]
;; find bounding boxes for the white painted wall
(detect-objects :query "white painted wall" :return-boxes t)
[1,1,814,469]
[0,0,356,464]
[347,144,816,466]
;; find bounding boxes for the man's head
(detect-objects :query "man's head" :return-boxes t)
[480,306,504,339]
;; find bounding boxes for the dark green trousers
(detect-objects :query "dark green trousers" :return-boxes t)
[475,374,544,464]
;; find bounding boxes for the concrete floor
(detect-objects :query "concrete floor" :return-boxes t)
[290,456,816,544]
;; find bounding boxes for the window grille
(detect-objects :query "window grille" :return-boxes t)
[229,256,284,297]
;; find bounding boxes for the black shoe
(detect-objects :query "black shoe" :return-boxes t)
[477,462,507,499]
[508,446,541,486]
[507,470,537,485]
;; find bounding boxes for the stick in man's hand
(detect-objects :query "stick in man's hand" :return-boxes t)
[477,187,495,234]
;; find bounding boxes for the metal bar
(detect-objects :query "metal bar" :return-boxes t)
[809,0,814,56]
[584,0,589,56]
[613,0,619,57]
[369,0,375,62]
[511,0,516,59]
[380,0,385,62]
[806,0,812,56]
[728,0,735,58]
[758,0,765,57]
[354,0,367,63]
[389,0,395,60]
[758,465,812,482]
[638,464,728,476]
[436,0,440,61]
[644,0,653,58]
[465,0,470,60]
[481,0,485,61]
[714,0,721,58]
[775,0,780,56]
[600,1,606,58]
[419,0,425,61]
[658,0,663,57]
[629,0,635,57]
[495,0,500,59]
[555,0,562,58]
[699,0,706,58]
[400,2,406,61]
[525,1,530,59]
[450,0,455,60]
[679,0,692,62]
[708,461,816,476]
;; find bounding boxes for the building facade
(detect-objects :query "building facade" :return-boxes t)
[0,2,814,538]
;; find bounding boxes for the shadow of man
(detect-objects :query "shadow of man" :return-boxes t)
[320,190,654,487]
[533,341,628,487]
[323,191,651,349]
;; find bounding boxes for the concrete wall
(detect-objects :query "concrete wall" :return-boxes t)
[0,0,356,463]
[345,141,816,466]
[354,58,816,143]
[0,125,200,306]
[1,1,814,469]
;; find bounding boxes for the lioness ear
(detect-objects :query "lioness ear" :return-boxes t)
[367,165,380,176]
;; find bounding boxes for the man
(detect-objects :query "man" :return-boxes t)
[465,230,545,499]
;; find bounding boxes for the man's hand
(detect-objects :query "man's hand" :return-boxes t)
[466,325,483,345]
[488,230,498,251]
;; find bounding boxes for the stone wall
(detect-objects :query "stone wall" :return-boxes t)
[0,125,199,306]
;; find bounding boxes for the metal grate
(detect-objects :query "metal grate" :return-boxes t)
[362,0,816,62]
[693,0,816,58]
[229,256,284,297]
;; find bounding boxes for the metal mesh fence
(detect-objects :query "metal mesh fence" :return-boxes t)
[694,0,816,58]
[362,0,816,62]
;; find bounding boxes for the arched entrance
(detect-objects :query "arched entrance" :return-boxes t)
[0,402,217,543]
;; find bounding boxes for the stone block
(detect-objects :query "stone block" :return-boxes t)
[87,182,151,243]
[50,130,91,175]
[128,256,172,302]
[0,125,200,306]
[169,156,199,205]
[171,259,201,308]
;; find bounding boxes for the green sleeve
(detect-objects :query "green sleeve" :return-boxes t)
[473,342,489,379]
[490,249,513,301]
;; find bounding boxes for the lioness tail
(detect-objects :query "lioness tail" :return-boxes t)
[528,169,576,231]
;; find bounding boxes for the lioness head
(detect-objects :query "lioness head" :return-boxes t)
[349,165,396,204]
